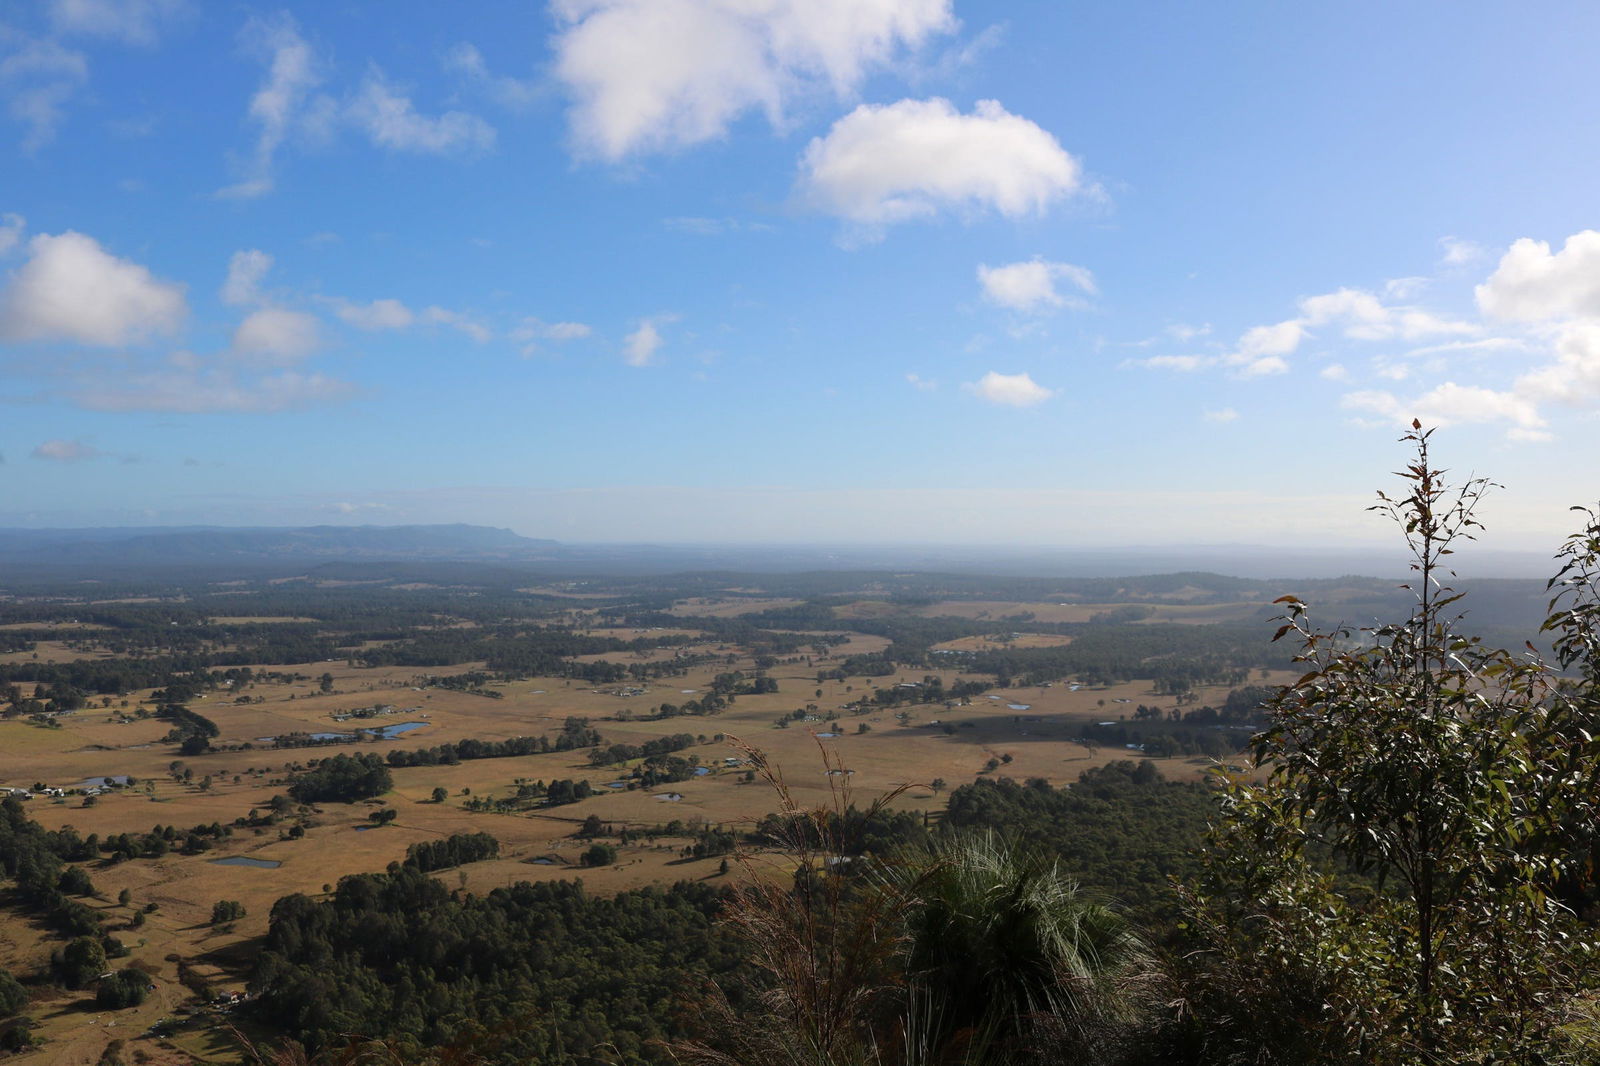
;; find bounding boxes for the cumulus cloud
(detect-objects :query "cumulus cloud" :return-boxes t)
[0,231,186,345]
[905,372,937,391]
[48,0,185,44]
[232,307,320,363]
[552,0,955,160]
[1342,383,1548,439]
[623,318,665,366]
[800,98,1082,232]
[962,370,1053,407]
[221,249,273,307]
[1514,321,1600,407]
[31,437,103,462]
[977,258,1095,314]
[0,33,90,152]
[218,13,324,198]
[1476,230,1600,322]
[348,70,495,155]
[1197,288,1475,379]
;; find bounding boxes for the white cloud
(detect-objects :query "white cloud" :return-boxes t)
[1217,287,1473,378]
[0,213,23,256]
[232,308,320,364]
[221,249,273,307]
[0,34,90,152]
[977,257,1095,313]
[444,42,540,109]
[1514,321,1600,407]
[1384,276,1429,300]
[552,0,955,161]
[624,318,665,366]
[1233,319,1304,359]
[335,297,414,330]
[1236,355,1288,378]
[511,317,592,356]
[1204,407,1238,423]
[1477,230,1600,322]
[542,321,592,341]
[0,231,186,345]
[218,13,322,199]
[330,297,493,341]
[348,70,495,155]
[905,372,937,391]
[31,437,103,462]
[68,368,354,413]
[513,317,592,342]
[421,306,491,342]
[1439,236,1484,267]
[48,0,185,44]
[962,370,1053,407]
[1135,355,1210,372]
[1343,382,1546,436]
[662,216,775,236]
[329,500,391,515]
[1320,363,1349,381]
[799,98,1082,230]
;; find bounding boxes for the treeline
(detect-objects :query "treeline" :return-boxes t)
[249,870,742,1064]
[588,733,696,767]
[955,623,1283,686]
[357,628,691,672]
[384,718,603,768]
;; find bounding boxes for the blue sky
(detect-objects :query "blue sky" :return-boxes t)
[3,0,1600,552]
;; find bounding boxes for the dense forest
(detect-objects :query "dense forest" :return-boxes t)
[249,873,744,1064]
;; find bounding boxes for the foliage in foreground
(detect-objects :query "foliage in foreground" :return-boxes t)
[1180,425,1600,1066]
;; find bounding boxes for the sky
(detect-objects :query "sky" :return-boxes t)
[3,0,1600,554]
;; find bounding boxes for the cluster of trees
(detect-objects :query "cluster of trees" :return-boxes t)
[0,797,102,938]
[0,967,30,1051]
[95,820,233,862]
[402,833,499,873]
[285,753,393,803]
[94,967,151,1009]
[211,900,246,924]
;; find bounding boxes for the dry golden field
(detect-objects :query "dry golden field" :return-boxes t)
[0,621,1285,1065]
